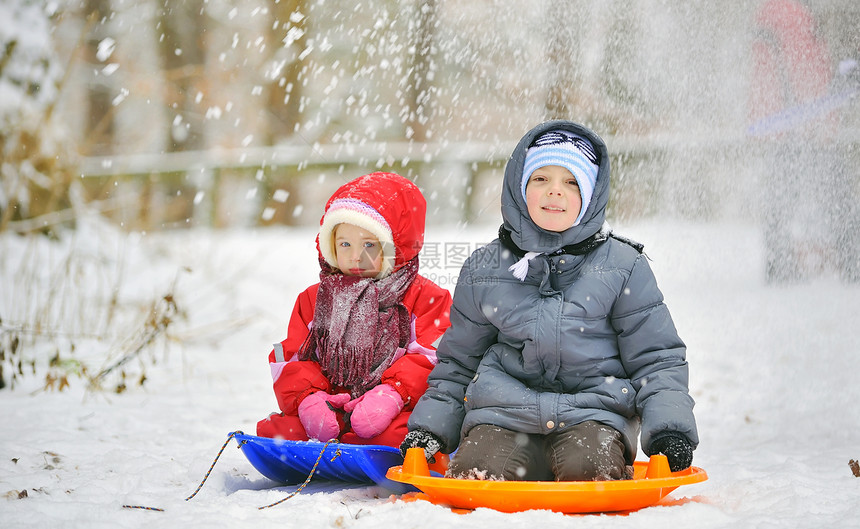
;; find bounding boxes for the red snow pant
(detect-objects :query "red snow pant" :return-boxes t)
[256,409,411,447]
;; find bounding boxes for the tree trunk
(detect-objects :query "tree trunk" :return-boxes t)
[405,0,437,142]
[152,0,207,228]
[156,0,207,153]
[266,0,307,142]
[82,0,115,156]
[544,0,580,120]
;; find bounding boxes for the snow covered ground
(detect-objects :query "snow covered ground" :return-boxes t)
[2,216,859,528]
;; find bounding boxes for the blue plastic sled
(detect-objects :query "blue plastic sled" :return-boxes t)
[234,433,415,494]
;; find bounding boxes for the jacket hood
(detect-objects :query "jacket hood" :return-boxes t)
[501,120,611,252]
[317,172,426,277]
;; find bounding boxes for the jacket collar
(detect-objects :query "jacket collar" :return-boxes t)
[498,224,613,259]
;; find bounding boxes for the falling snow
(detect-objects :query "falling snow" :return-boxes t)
[2,0,860,527]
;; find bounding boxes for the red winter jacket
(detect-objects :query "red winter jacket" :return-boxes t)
[267,274,451,416]
[748,0,835,137]
[257,172,452,445]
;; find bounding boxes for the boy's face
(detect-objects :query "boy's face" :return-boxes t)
[525,165,582,232]
[334,223,384,278]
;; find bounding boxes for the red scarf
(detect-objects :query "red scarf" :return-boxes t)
[299,257,418,396]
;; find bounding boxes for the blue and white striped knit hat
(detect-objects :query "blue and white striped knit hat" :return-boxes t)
[521,130,599,227]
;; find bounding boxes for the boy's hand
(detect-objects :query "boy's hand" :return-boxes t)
[400,429,443,462]
[649,433,693,472]
[297,391,351,441]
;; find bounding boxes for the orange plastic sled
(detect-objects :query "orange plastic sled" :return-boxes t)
[387,448,707,514]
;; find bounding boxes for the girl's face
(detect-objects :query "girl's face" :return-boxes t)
[334,223,384,278]
[525,165,582,232]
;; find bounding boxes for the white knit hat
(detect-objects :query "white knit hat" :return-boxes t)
[521,130,599,227]
[318,198,395,279]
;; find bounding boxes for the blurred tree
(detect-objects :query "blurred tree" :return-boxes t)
[544,0,652,134]
[405,0,438,141]
[81,0,116,156]
[150,0,207,227]
[544,0,582,121]
[599,3,650,133]
[156,0,207,152]
[0,1,72,232]
[257,0,309,227]
[265,0,308,142]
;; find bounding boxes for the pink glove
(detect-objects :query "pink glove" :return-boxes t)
[344,384,405,439]
[297,391,351,441]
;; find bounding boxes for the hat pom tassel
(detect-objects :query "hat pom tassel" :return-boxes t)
[508,251,541,281]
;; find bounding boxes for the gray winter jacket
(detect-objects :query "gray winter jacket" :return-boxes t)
[408,120,698,463]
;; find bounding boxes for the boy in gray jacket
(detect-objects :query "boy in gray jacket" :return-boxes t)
[401,120,698,481]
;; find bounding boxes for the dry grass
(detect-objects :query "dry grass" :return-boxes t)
[0,218,185,393]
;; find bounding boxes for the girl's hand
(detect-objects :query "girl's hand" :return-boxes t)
[297,391,351,441]
[344,384,404,438]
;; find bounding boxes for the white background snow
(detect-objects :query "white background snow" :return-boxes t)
[2,215,859,528]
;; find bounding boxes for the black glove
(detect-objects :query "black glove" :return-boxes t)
[649,433,693,472]
[400,429,443,462]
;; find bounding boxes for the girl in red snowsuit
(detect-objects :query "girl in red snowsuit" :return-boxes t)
[256,172,452,447]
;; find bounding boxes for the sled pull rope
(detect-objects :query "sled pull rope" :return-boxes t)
[257,439,338,510]
[185,430,246,501]
[120,504,166,512]
[121,431,336,512]
[122,430,245,511]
